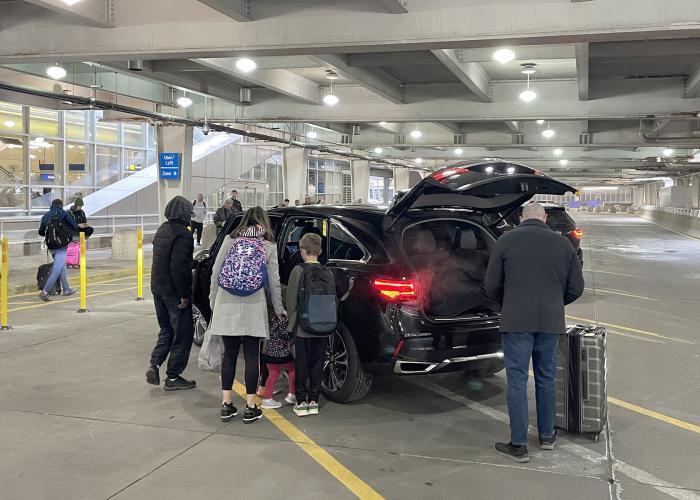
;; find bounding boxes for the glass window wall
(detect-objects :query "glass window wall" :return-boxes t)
[124,122,145,148]
[30,138,61,185]
[96,146,120,187]
[66,142,92,187]
[30,108,60,138]
[0,102,23,134]
[95,111,120,144]
[0,135,25,183]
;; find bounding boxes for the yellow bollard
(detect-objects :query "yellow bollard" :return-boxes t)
[77,232,88,313]
[136,228,144,301]
[1,237,11,330]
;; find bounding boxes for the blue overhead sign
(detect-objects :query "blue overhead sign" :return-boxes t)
[159,153,181,180]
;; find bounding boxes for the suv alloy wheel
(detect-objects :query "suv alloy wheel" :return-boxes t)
[321,324,373,403]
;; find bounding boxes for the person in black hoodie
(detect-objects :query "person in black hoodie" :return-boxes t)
[146,196,196,391]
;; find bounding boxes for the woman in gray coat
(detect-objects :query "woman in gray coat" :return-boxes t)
[209,207,285,423]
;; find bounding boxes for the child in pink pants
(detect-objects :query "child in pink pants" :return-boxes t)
[260,314,296,409]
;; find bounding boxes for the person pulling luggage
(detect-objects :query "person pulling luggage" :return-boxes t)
[146,196,197,391]
[37,199,80,301]
[485,202,584,463]
[67,197,94,268]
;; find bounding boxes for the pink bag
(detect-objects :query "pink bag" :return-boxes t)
[66,240,80,267]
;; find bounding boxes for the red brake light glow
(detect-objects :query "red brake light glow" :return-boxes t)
[431,166,469,183]
[373,279,418,301]
[572,228,583,239]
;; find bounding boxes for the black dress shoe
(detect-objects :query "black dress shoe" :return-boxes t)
[146,365,160,385]
[164,376,196,391]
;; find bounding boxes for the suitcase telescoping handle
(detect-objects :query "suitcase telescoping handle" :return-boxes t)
[581,347,589,402]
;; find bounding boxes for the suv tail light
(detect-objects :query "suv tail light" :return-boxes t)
[571,228,583,239]
[373,278,418,302]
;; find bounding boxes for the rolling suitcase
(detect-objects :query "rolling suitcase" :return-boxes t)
[37,263,61,295]
[555,324,607,441]
[66,241,80,268]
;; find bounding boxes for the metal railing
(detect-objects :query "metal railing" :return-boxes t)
[0,213,160,246]
[641,205,700,218]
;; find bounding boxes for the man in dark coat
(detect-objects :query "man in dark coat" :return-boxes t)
[229,190,243,213]
[485,202,584,463]
[213,198,234,235]
[146,196,196,391]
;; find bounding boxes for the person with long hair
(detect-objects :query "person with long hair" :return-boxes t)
[208,207,285,423]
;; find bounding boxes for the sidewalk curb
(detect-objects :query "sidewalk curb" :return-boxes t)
[10,267,141,295]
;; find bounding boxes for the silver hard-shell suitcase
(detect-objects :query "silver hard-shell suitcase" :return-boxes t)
[555,324,607,441]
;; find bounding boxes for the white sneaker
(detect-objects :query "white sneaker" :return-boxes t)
[284,393,296,405]
[261,398,282,409]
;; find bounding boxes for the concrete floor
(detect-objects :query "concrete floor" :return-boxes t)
[0,213,698,500]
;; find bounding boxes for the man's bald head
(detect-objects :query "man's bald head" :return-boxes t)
[521,202,547,223]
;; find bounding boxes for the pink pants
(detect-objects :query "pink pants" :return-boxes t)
[263,362,295,399]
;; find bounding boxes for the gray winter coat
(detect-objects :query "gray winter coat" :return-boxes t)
[209,232,284,338]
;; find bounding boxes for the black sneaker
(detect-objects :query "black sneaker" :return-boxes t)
[495,442,530,463]
[539,430,557,450]
[146,365,160,385]
[164,376,196,391]
[220,402,238,421]
[243,405,263,424]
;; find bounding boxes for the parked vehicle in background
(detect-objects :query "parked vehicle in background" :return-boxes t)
[191,161,576,402]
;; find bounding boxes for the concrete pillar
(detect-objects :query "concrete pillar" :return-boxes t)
[156,124,194,221]
[394,167,410,191]
[282,147,306,205]
[351,160,369,204]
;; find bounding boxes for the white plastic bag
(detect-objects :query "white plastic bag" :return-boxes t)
[198,328,223,372]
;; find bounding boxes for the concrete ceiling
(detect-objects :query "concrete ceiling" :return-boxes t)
[1,0,700,185]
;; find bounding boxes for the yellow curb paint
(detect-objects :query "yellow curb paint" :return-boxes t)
[232,382,384,500]
[565,315,694,344]
[608,397,700,435]
[8,286,137,313]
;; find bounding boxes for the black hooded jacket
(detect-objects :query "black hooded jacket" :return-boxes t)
[150,196,194,298]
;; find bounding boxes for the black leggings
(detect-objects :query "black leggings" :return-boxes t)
[221,336,260,394]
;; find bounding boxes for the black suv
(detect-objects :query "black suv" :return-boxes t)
[191,161,575,403]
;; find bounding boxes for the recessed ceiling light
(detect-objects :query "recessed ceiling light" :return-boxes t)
[323,94,339,106]
[62,0,83,5]
[46,65,67,80]
[235,58,257,73]
[379,121,387,126]
[34,137,45,143]
[454,148,463,155]
[374,147,384,154]
[29,154,36,159]
[553,148,563,156]
[520,63,537,75]
[306,130,318,139]
[493,48,515,64]
[507,166,516,174]
[662,148,674,157]
[542,128,555,139]
[536,119,545,125]
[177,95,193,108]
[519,89,537,102]
[410,129,422,139]
[415,158,423,164]
[68,144,75,149]
[485,166,494,173]
[3,120,15,128]
[559,159,569,166]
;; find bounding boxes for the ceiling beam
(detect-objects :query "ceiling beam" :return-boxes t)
[196,0,252,22]
[378,0,408,14]
[195,58,319,104]
[431,49,491,103]
[575,43,590,101]
[685,60,700,98]
[311,54,404,104]
[22,0,112,27]
[505,121,521,133]
[433,122,463,134]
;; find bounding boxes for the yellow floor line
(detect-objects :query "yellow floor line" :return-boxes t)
[565,314,695,344]
[8,286,138,312]
[607,397,700,435]
[6,273,149,299]
[527,371,700,436]
[232,382,384,500]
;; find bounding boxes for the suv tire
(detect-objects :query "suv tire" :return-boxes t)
[321,323,373,403]
[192,304,208,347]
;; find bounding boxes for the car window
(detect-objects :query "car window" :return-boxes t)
[328,220,366,261]
[546,209,574,228]
[279,216,328,283]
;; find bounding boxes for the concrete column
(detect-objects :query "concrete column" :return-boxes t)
[157,124,194,221]
[351,160,369,203]
[282,147,306,205]
[394,167,410,191]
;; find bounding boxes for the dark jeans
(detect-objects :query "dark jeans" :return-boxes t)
[191,221,203,244]
[502,332,560,446]
[294,337,327,403]
[150,295,194,378]
[221,336,260,394]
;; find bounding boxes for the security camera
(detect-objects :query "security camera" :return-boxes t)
[202,122,210,135]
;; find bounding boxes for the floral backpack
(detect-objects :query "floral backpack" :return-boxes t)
[218,234,268,296]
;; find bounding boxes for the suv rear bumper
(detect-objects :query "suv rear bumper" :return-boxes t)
[393,351,503,374]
